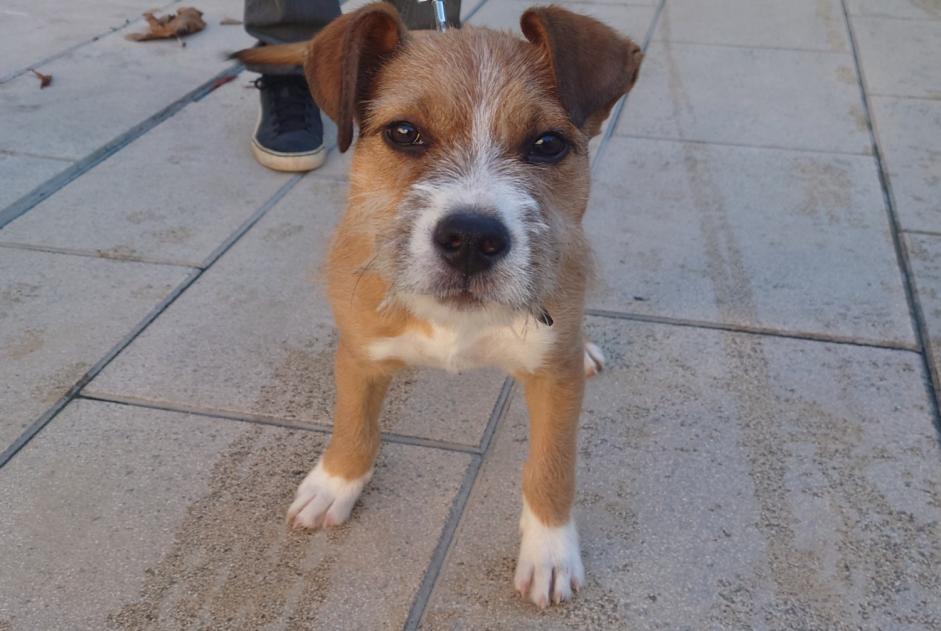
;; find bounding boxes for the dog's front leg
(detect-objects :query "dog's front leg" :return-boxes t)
[287,341,392,529]
[514,363,587,607]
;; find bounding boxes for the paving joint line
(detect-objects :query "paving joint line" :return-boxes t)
[585,307,920,352]
[0,0,183,84]
[0,241,202,269]
[77,393,482,455]
[903,229,941,239]
[0,173,304,469]
[866,93,941,102]
[0,149,74,163]
[0,63,244,230]
[404,377,516,630]
[591,0,668,173]
[651,39,853,55]
[849,13,941,23]
[840,0,941,441]
[610,132,874,158]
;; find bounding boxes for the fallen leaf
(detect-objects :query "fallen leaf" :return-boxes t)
[31,69,52,88]
[210,74,237,90]
[125,7,206,42]
[220,17,243,25]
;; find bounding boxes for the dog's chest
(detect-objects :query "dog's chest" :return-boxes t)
[367,318,555,374]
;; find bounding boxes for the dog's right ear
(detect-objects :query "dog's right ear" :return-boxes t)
[306,3,407,152]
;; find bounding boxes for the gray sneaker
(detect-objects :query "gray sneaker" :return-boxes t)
[251,74,326,172]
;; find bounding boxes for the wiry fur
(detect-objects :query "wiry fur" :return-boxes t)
[232,2,642,609]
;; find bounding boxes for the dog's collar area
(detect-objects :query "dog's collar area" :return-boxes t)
[536,308,553,327]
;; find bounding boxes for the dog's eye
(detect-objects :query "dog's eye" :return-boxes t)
[385,122,425,149]
[527,133,569,164]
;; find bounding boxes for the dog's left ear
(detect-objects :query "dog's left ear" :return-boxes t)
[521,7,643,136]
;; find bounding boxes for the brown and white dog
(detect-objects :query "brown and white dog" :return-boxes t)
[234,2,642,608]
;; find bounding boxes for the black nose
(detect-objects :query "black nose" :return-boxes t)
[433,212,511,275]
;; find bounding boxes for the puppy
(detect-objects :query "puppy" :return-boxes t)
[234,2,642,608]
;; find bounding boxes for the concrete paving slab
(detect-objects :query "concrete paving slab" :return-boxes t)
[847,0,941,20]
[0,0,253,161]
[0,153,70,212]
[586,136,913,346]
[422,316,941,629]
[0,398,472,630]
[870,96,941,233]
[852,16,941,99]
[654,0,849,52]
[0,0,176,80]
[0,247,187,451]
[615,41,871,155]
[906,233,941,379]
[470,0,655,40]
[86,175,507,446]
[0,81,292,267]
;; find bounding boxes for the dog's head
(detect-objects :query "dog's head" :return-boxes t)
[307,3,643,320]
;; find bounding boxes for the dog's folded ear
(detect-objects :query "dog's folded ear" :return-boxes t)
[521,7,643,137]
[307,2,407,152]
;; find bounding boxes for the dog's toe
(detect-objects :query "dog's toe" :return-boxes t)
[515,502,585,608]
[286,459,372,530]
[584,341,605,378]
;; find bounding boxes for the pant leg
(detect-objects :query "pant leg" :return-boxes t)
[386,0,462,30]
[245,0,462,44]
[244,0,342,45]
[242,0,463,73]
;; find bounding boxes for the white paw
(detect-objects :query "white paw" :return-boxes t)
[286,459,372,530]
[513,500,585,608]
[584,341,605,378]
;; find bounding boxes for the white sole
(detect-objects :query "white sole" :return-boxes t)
[250,137,327,173]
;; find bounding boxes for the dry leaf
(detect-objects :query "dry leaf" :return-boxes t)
[220,17,243,25]
[210,75,237,90]
[125,7,206,42]
[31,69,52,89]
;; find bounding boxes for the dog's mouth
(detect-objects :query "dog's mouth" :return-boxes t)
[428,267,516,310]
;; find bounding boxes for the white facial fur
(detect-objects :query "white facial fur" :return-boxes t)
[383,44,553,313]
[396,160,546,305]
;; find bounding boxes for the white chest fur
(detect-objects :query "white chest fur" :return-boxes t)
[367,298,555,374]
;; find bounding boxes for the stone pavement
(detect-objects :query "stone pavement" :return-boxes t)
[1,0,940,629]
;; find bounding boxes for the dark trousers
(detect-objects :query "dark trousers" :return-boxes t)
[244,0,462,44]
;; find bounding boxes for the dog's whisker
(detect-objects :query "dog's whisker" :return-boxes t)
[349,252,381,307]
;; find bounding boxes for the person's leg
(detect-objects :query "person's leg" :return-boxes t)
[243,0,341,172]
[245,0,341,45]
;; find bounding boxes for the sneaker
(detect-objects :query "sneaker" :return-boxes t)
[251,74,326,172]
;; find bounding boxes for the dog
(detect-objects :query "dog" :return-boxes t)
[233,2,642,608]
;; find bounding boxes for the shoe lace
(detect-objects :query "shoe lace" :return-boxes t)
[253,75,311,133]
